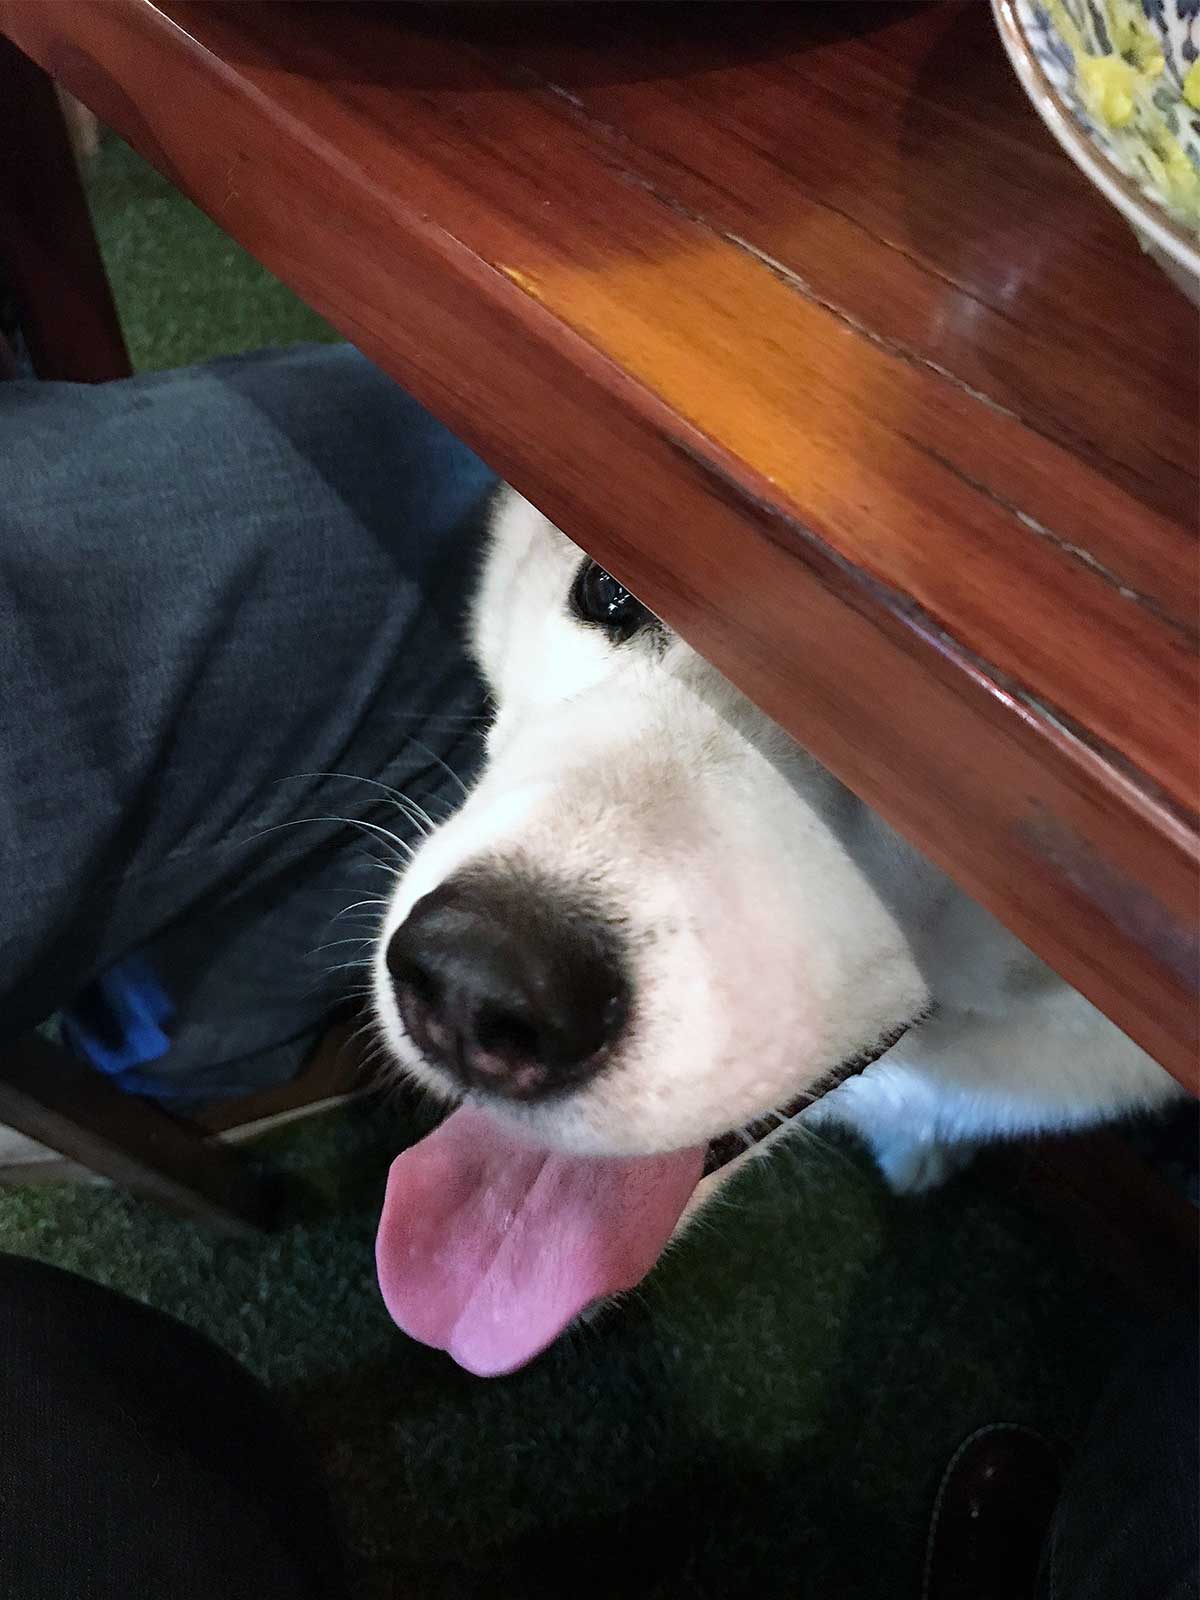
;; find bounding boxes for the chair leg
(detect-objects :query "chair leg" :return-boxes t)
[0,1033,278,1235]
[0,34,131,381]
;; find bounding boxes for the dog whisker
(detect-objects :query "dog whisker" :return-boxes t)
[398,735,472,801]
[238,813,417,862]
[309,935,376,957]
[333,896,389,920]
[340,1014,383,1055]
[279,769,456,840]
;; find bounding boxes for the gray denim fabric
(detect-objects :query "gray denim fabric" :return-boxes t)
[1038,1315,1198,1600]
[0,343,495,1102]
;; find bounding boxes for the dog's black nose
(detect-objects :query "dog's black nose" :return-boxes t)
[386,874,629,1101]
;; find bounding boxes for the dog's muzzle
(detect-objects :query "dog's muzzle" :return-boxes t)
[386,871,631,1103]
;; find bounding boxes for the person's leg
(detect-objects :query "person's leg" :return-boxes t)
[0,1252,347,1600]
[0,343,496,1101]
[1036,1313,1199,1600]
[923,1311,1198,1600]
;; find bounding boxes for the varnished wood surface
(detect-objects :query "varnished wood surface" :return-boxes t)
[2,1,1195,1081]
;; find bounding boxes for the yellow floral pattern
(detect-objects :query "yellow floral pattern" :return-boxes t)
[1025,0,1200,229]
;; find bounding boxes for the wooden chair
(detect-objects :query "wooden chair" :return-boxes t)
[0,1034,279,1232]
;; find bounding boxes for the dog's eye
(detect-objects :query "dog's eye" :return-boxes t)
[570,560,651,643]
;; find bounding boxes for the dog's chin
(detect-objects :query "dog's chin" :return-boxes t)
[378,1022,906,1170]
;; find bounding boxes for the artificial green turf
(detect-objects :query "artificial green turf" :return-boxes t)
[84,134,338,372]
[0,1102,1131,1600]
[0,133,1139,1598]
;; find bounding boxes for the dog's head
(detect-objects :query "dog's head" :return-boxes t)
[372,490,932,1375]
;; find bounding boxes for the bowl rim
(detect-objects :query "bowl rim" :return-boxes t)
[992,0,1200,279]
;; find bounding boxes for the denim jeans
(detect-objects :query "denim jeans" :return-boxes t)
[1037,1314,1198,1600]
[0,343,495,1103]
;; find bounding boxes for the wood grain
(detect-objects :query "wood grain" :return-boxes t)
[0,1032,275,1232]
[2,1,1195,1082]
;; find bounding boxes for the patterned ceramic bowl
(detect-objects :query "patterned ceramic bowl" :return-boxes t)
[993,0,1200,300]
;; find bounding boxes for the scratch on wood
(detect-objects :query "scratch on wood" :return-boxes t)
[904,434,1199,641]
[515,64,1189,526]
[724,230,1019,422]
[666,434,1199,836]
[497,263,544,298]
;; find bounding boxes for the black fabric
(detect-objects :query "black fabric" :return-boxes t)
[0,1253,347,1600]
[1037,1313,1199,1600]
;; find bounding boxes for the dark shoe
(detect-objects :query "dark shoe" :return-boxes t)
[923,1423,1061,1600]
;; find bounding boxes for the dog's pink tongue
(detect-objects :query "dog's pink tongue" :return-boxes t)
[376,1104,704,1377]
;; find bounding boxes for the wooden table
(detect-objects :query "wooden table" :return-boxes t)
[2,0,1197,1087]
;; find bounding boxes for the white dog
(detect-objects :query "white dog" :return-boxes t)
[372,488,1179,1376]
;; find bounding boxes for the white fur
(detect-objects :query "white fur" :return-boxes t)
[373,491,1179,1194]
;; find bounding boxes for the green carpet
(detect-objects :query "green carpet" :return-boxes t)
[0,1105,1131,1599]
[0,134,1137,1599]
[84,135,338,371]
